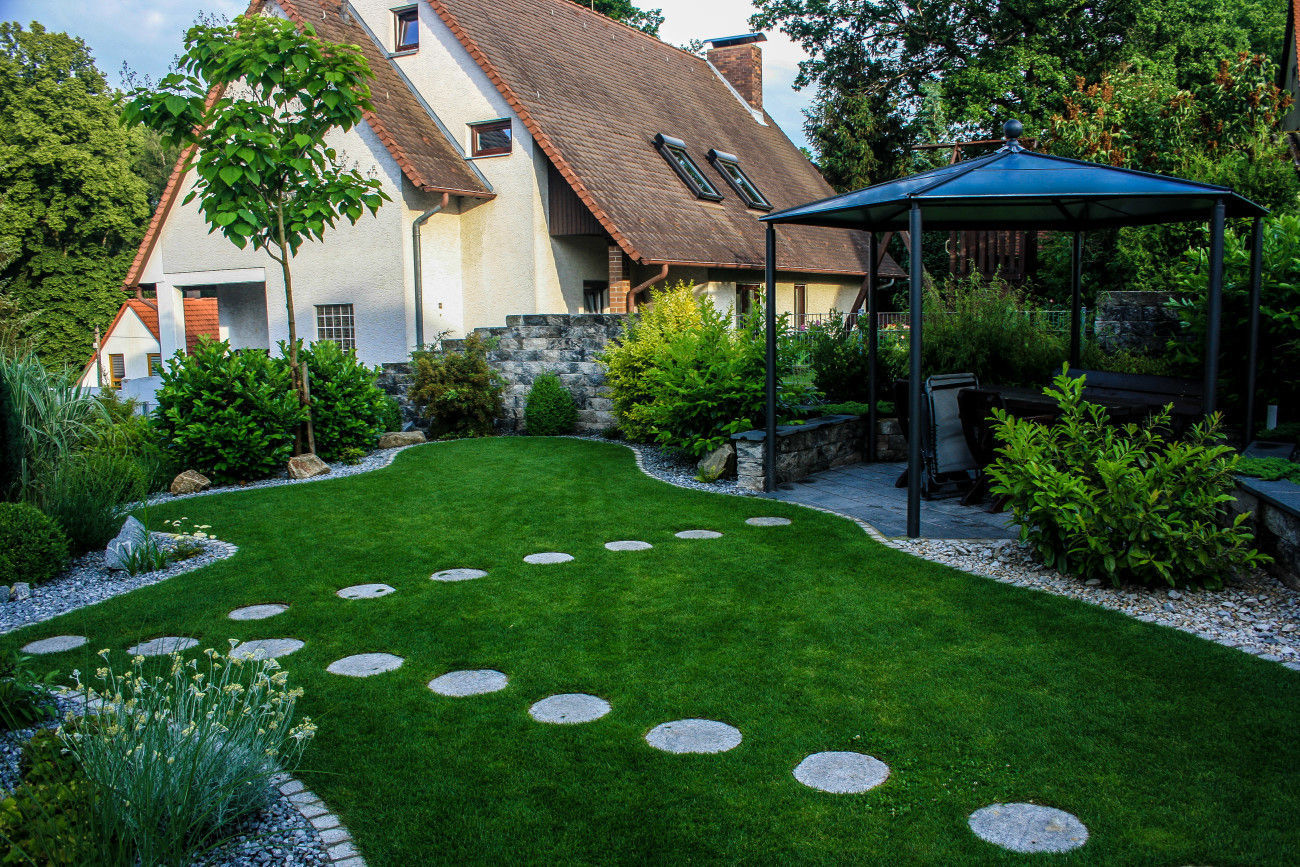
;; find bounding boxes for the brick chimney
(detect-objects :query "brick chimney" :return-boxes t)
[706,34,766,112]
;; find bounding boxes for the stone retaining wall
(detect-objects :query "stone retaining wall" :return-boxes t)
[732,415,907,491]
[1231,479,1300,590]
[1094,290,1180,353]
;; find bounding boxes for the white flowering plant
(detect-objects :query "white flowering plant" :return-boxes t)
[58,643,316,865]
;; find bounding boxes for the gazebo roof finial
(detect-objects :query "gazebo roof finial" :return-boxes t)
[1002,119,1024,151]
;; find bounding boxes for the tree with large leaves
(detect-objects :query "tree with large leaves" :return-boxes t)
[124,13,389,454]
[0,23,152,369]
[572,0,664,36]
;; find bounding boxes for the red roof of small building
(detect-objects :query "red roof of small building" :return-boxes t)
[80,297,221,383]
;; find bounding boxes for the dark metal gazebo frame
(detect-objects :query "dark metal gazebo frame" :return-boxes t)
[760,121,1269,538]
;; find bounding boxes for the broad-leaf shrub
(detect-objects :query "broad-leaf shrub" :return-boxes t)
[154,339,306,483]
[525,373,579,435]
[0,649,58,731]
[60,645,316,866]
[89,391,178,493]
[409,333,504,438]
[0,502,69,585]
[986,369,1265,587]
[806,311,871,402]
[0,728,102,865]
[298,339,389,461]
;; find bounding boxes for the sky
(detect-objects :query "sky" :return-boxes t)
[0,0,816,149]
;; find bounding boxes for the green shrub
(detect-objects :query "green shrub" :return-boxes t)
[154,339,307,483]
[0,502,69,585]
[0,728,101,865]
[1078,342,1178,377]
[298,340,389,461]
[987,368,1266,588]
[0,649,58,731]
[409,334,504,438]
[1261,422,1300,447]
[378,394,403,433]
[525,374,578,436]
[36,452,147,555]
[87,391,177,493]
[1236,457,1300,484]
[805,311,871,402]
[60,646,316,867]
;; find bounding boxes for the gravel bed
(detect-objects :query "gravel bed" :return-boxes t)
[147,442,423,505]
[561,434,753,497]
[893,538,1300,669]
[0,535,237,636]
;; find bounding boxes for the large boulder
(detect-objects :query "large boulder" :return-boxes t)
[287,453,331,480]
[105,516,149,571]
[696,444,737,482]
[377,430,426,449]
[170,470,211,496]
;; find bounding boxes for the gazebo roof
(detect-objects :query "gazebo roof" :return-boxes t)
[762,134,1267,232]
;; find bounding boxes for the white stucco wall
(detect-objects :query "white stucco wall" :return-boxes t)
[78,307,162,388]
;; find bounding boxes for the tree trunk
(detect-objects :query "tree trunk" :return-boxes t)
[276,198,314,454]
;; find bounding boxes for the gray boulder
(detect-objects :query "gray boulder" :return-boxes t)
[105,516,149,571]
[696,444,737,482]
[170,470,211,495]
[287,453,330,480]
[11,583,30,601]
[377,430,426,449]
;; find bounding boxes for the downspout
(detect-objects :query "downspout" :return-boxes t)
[412,192,450,349]
[627,263,669,313]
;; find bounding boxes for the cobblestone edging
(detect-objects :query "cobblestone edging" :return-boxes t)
[275,776,367,866]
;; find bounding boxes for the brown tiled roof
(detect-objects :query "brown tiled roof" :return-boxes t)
[430,0,893,277]
[127,299,160,339]
[123,0,492,292]
[183,298,220,352]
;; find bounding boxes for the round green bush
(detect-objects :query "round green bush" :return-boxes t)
[525,374,579,436]
[0,502,70,586]
[299,340,391,461]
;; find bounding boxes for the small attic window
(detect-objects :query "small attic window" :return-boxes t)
[708,150,772,211]
[394,6,419,52]
[655,134,723,202]
[471,119,512,157]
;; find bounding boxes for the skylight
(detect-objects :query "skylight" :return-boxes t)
[655,134,723,202]
[708,150,772,211]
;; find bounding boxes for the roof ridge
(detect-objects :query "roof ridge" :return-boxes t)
[540,0,702,63]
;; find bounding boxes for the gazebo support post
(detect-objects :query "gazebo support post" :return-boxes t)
[1244,216,1264,443]
[1069,231,1083,368]
[764,223,778,492]
[907,202,923,538]
[867,233,879,462]
[1203,199,1226,415]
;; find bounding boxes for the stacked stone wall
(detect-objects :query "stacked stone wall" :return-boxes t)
[1094,291,1180,353]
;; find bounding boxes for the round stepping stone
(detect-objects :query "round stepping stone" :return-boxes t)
[21,635,87,655]
[228,603,288,621]
[231,638,304,660]
[431,568,488,582]
[793,751,890,793]
[745,516,791,526]
[428,669,508,697]
[675,530,722,540]
[605,540,652,551]
[645,719,742,754]
[523,552,573,565]
[968,803,1089,854]
[528,693,611,724]
[326,653,403,677]
[127,636,198,657]
[336,583,396,600]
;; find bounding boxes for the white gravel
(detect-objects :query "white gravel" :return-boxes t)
[0,536,238,636]
[893,538,1300,668]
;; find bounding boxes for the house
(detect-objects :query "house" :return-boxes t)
[78,298,219,389]
[121,0,899,367]
[1284,0,1300,131]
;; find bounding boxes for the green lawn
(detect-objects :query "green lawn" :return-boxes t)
[3,438,1298,864]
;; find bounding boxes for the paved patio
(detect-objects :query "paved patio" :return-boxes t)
[761,462,1017,540]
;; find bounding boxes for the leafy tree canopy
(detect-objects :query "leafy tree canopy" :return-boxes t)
[0,22,152,368]
[572,0,664,36]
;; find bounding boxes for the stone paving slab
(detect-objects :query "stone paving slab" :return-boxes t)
[793,751,890,793]
[336,584,396,600]
[429,669,509,696]
[645,719,742,754]
[431,568,489,582]
[675,530,722,539]
[745,516,792,526]
[128,636,198,656]
[229,603,288,621]
[523,552,574,565]
[528,693,610,724]
[605,541,652,551]
[968,803,1088,853]
[326,653,403,677]
[21,635,87,655]
[232,638,305,660]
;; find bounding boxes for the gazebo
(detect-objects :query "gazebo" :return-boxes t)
[759,121,1269,537]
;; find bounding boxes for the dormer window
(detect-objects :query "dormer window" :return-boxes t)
[394,6,419,52]
[708,150,772,211]
[655,134,723,201]
[470,119,512,157]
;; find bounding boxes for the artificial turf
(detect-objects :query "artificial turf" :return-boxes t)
[3,437,1297,865]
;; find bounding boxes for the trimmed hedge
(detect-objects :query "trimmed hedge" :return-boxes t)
[0,502,69,586]
[525,374,578,436]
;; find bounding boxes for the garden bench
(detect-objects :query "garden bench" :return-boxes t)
[1067,368,1204,430]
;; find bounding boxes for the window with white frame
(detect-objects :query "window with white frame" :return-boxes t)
[316,304,356,351]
